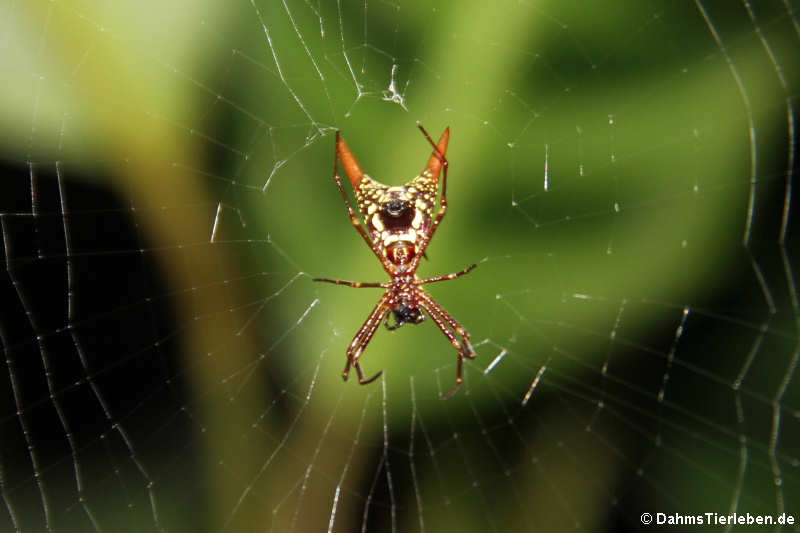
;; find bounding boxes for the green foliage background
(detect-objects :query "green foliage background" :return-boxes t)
[1,1,797,532]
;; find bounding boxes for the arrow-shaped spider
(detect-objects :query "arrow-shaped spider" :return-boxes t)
[314,125,476,398]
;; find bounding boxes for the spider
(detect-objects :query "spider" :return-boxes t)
[314,124,477,399]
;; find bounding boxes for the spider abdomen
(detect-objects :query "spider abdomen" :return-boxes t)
[386,241,416,265]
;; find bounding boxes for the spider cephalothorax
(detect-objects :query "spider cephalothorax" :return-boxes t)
[314,125,476,398]
[386,300,425,331]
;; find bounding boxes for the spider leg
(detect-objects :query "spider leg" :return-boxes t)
[314,277,388,288]
[417,125,450,247]
[343,293,391,385]
[416,291,474,399]
[416,263,477,285]
[417,290,475,358]
[333,133,395,272]
[417,300,467,399]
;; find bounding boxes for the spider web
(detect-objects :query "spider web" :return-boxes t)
[1,1,799,532]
